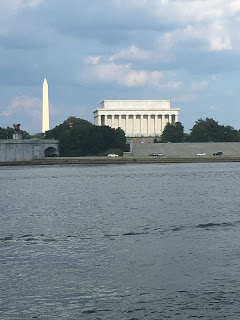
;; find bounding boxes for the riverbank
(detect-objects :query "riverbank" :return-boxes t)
[1,156,240,166]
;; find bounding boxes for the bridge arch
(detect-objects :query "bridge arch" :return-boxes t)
[45,146,58,157]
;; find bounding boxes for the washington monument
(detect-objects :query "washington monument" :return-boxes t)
[42,78,49,132]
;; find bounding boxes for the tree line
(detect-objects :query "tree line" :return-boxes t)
[1,117,240,156]
[156,118,240,143]
[0,117,130,156]
[44,117,128,156]
[0,126,31,139]
[0,117,129,156]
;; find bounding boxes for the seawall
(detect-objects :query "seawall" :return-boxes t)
[0,139,59,161]
[1,156,240,166]
[132,142,240,158]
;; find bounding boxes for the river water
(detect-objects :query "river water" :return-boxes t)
[1,163,240,319]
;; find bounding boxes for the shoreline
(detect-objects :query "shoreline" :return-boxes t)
[1,156,240,166]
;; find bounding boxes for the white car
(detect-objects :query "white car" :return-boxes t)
[196,152,206,156]
[107,153,119,157]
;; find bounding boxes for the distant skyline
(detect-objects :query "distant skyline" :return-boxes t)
[0,0,240,134]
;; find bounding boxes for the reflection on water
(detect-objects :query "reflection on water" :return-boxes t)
[1,163,240,319]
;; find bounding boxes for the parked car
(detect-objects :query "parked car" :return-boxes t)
[156,153,164,157]
[213,151,223,156]
[107,153,118,157]
[149,153,156,156]
[196,152,206,156]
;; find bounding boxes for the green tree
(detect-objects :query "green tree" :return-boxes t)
[174,122,185,142]
[20,130,31,139]
[0,127,31,139]
[31,132,46,139]
[45,116,128,156]
[0,127,14,139]
[190,118,239,142]
[161,122,184,143]
[184,133,191,142]
[45,116,93,156]
[190,118,219,142]
[113,127,127,149]
[218,125,239,142]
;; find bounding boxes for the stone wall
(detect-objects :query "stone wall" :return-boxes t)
[131,142,240,158]
[0,139,59,162]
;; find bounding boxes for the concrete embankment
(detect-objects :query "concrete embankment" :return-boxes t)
[132,142,240,158]
[1,156,240,166]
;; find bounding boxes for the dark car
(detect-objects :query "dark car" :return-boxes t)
[149,153,156,156]
[213,151,223,156]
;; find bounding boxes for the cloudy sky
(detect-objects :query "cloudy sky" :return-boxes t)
[1,0,240,134]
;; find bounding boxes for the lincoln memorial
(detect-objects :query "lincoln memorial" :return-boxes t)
[93,100,179,137]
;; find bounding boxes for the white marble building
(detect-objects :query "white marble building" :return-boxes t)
[93,100,179,137]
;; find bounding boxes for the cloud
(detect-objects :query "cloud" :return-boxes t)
[86,56,101,65]
[1,95,42,119]
[229,0,240,14]
[209,105,217,111]
[31,0,237,54]
[208,22,232,51]
[8,0,43,10]
[0,0,43,20]
[1,0,240,133]
[21,0,43,8]
[173,76,217,104]
[83,61,181,89]
[0,0,45,38]
[109,45,151,62]
[225,89,238,97]
[191,80,209,91]
[173,93,197,103]
[92,63,161,87]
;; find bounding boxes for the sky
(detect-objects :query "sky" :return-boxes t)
[1,0,240,134]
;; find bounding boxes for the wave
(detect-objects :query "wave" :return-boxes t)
[196,222,237,229]
[172,226,185,232]
[122,232,148,236]
[0,234,56,243]
[1,220,239,243]
[0,235,14,241]
[171,221,240,232]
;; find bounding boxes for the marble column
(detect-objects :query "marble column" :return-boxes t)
[96,116,101,126]
[162,114,167,131]
[140,115,144,136]
[120,115,126,132]
[113,115,119,128]
[132,115,135,135]
[154,115,157,135]
[147,115,151,135]
[106,115,112,127]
